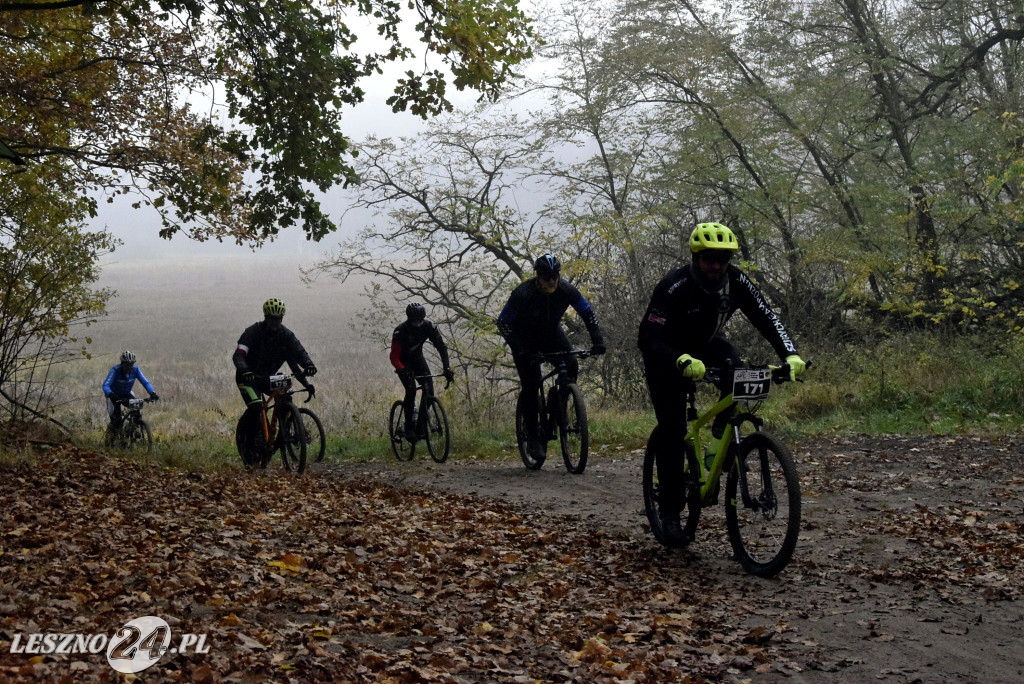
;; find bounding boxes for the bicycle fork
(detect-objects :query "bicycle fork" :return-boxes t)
[730,418,776,514]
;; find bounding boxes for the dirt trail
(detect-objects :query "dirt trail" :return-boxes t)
[324,434,1024,683]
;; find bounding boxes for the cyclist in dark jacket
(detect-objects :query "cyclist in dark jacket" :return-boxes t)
[233,298,318,437]
[497,254,606,461]
[638,222,806,547]
[390,303,454,440]
[102,350,159,425]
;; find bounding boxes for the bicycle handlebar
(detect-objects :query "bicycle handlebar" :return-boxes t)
[413,373,452,390]
[534,349,593,362]
[270,373,316,403]
[112,397,158,406]
[696,359,813,385]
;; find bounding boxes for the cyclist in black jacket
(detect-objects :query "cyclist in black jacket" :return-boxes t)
[638,223,806,547]
[390,303,454,441]
[498,254,606,461]
[233,298,318,440]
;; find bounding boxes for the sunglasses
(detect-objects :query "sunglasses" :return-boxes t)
[698,251,732,265]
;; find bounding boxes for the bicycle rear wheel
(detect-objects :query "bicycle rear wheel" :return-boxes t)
[279,404,307,473]
[515,390,545,470]
[558,384,588,474]
[642,426,701,548]
[128,419,153,453]
[725,431,801,577]
[424,397,450,463]
[298,407,326,463]
[389,400,415,461]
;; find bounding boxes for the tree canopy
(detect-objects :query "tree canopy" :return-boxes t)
[318,0,1024,400]
[0,0,537,244]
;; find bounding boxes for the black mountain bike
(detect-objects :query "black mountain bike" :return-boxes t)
[514,350,591,474]
[389,375,451,463]
[235,374,316,473]
[104,397,157,452]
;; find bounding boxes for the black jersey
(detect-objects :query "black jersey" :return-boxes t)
[637,263,797,368]
[232,321,313,380]
[497,278,604,353]
[390,319,450,371]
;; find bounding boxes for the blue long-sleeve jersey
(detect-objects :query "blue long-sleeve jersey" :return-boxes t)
[102,364,156,398]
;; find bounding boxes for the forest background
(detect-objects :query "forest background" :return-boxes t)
[3,0,1024,460]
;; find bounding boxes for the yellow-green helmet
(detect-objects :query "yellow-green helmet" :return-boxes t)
[262,298,286,317]
[689,222,739,253]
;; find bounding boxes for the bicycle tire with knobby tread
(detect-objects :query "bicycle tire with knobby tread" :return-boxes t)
[643,426,701,548]
[558,383,588,474]
[515,390,545,470]
[235,414,270,470]
[424,397,450,463]
[725,430,801,577]
[298,407,327,463]
[129,419,153,453]
[389,400,415,461]
[279,403,307,473]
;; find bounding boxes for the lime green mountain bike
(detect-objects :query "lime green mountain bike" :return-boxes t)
[643,362,805,577]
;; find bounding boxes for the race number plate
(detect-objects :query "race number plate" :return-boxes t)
[732,369,772,400]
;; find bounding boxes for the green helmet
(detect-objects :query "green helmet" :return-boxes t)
[262,298,286,317]
[689,222,739,254]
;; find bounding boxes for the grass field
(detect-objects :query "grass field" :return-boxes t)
[48,254,412,464]
[36,251,1024,470]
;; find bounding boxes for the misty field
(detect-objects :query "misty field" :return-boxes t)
[49,255,446,463]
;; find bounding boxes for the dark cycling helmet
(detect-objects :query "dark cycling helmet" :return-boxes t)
[689,222,739,254]
[120,350,136,364]
[406,302,426,322]
[263,298,286,317]
[534,254,561,277]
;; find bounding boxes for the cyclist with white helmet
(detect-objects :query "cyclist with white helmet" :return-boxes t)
[233,298,318,441]
[497,254,606,462]
[102,350,159,427]
[390,303,454,441]
[638,223,806,547]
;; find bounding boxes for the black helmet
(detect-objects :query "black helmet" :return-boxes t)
[534,254,561,277]
[406,302,426,322]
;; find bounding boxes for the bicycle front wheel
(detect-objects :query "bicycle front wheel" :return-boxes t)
[279,404,307,474]
[725,431,801,577]
[389,400,415,461]
[298,408,326,463]
[128,419,153,453]
[642,426,701,548]
[558,384,588,474]
[515,390,544,470]
[424,397,450,463]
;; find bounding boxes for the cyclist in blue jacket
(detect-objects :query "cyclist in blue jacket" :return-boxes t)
[102,350,159,426]
[497,254,606,461]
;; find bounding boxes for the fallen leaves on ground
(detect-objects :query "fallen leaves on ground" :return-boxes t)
[0,447,794,682]
[1,435,1022,682]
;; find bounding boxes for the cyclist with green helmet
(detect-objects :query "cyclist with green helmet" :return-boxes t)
[637,222,806,547]
[233,298,318,442]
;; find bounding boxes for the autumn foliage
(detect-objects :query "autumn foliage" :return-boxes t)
[2,436,1023,681]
